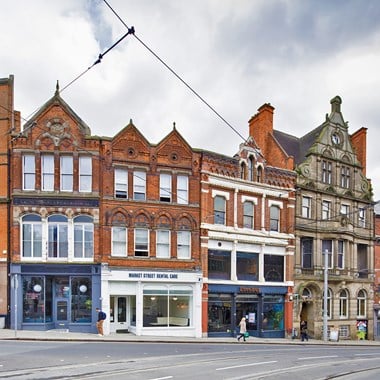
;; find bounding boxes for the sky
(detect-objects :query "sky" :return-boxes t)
[1,0,380,200]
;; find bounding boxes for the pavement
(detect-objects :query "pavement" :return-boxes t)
[1,328,380,346]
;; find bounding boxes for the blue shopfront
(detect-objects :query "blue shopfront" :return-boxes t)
[208,284,287,338]
[10,263,101,332]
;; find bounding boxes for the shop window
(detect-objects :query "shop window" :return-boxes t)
[73,215,94,259]
[134,228,149,256]
[60,155,73,191]
[208,250,231,280]
[237,252,258,281]
[133,170,146,200]
[262,295,284,331]
[143,286,191,327]
[177,230,191,259]
[160,173,172,202]
[208,293,232,333]
[264,255,284,282]
[41,154,54,191]
[22,214,42,258]
[71,277,92,323]
[357,289,367,318]
[115,168,128,198]
[156,230,170,258]
[23,154,35,190]
[177,175,188,204]
[339,289,348,318]
[112,226,127,256]
[301,237,313,268]
[23,276,45,323]
[236,294,258,332]
[48,215,68,258]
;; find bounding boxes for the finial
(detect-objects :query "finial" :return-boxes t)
[55,80,60,96]
[173,121,176,130]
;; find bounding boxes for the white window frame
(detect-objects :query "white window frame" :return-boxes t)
[160,173,172,202]
[156,230,170,258]
[48,215,68,258]
[133,170,146,200]
[357,290,367,318]
[243,201,254,229]
[340,204,349,216]
[73,215,94,259]
[302,196,311,218]
[115,168,128,199]
[112,226,127,257]
[177,230,191,259]
[177,174,188,204]
[21,214,42,259]
[322,200,331,220]
[23,154,35,190]
[134,228,149,256]
[60,155,73,192]
[42,154,54,191]
[269,205,280,232]
[339,289,348,319]
[358,208,366,227]
[79,156,92,192]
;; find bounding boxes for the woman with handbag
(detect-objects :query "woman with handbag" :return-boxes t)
[237,317,247,342]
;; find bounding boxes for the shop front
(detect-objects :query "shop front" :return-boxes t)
[208,284,287,338]
[101,267,203,337]
[10,263,101,332]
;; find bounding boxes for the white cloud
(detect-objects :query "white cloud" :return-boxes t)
[1,0,380,199]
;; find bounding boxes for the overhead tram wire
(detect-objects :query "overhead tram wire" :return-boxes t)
[102,0,247,143]
[60,25,135,94]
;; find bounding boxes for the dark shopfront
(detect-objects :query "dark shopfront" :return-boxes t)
[207,284,287,338]
[10,264,101,332]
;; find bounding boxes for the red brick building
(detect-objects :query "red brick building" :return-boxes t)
[2,77,202,337]
[200,110,296,338]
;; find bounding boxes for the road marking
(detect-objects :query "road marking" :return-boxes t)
[355,353,379,356]
[216,360,277,371]
[149,377,173,380]
[297,355,338,360]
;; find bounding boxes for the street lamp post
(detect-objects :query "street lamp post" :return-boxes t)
[323,249,328,342]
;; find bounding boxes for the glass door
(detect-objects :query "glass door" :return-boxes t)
[110,296,128,333]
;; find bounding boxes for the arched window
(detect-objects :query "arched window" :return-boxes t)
[322,288,333,319]
[357,289,367,318]
[240,162,246,179]
[74,215,94,259]
[248,156,254,181]
[256,166,262,182]
[339,289,348,318]
[22,214,42,258]
[48,215,68,258]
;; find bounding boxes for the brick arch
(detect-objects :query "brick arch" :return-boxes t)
[110,210,129,226]
[132,210,151,227]
[175,213,197,230]
[154,212,173,228]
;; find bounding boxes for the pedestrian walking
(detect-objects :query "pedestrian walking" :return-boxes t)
[96,307,106,336]
[237,317,247,342]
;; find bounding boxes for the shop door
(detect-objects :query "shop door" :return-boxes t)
[110,296,128,333]
[208,293,232,336]
[55,299,69,329]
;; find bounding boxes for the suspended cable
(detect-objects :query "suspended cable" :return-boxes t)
[102,0,247,142]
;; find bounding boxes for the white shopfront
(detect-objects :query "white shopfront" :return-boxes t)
[100,266,203,337]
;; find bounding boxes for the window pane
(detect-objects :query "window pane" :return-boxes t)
[23,154,35,190]
[135,228,149,256]
[214,196,225,225]
[71,277,92,323]
[264,255,284,282]
[115,168,128,198]
[79,156,92,192]
[133,171,146,200]
[177,230,190,259]
[177,175,188,204]
[42,155,54,191]
[112,226,127,256]
[160,173,171,202]
[157,230,170,258]
[60,156,73,191]
[208,250,230,279]
[237,252,258,280]
[23,276,44,323]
